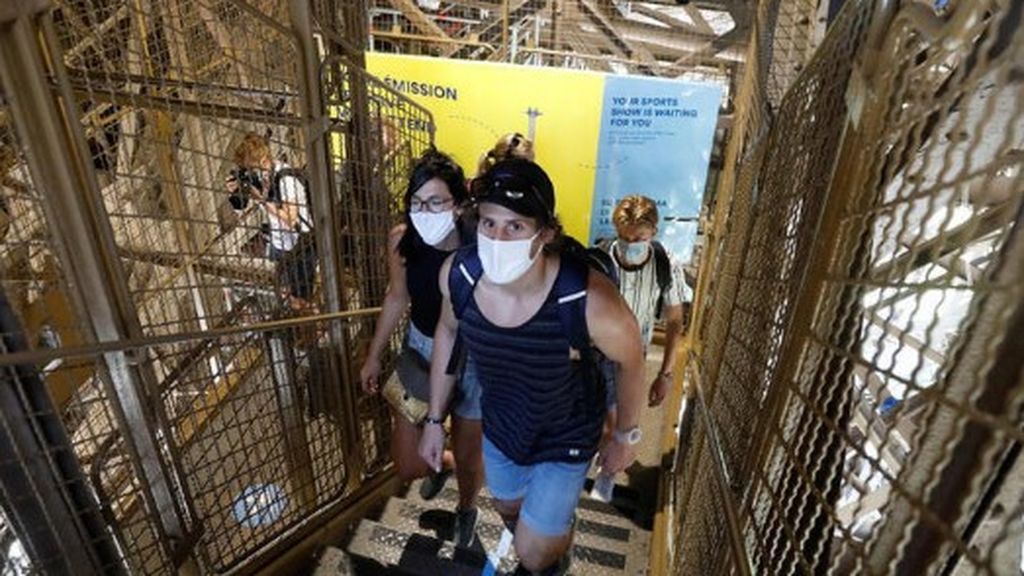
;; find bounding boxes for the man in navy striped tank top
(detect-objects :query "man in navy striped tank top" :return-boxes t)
[419,159,646,575]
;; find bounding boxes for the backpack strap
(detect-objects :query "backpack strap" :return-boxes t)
[651,240,672,317]
[555,252,609,415]
[651,240,672,292]
[443,245,482,378]
[552,253,592,352]
[448,245,482,321]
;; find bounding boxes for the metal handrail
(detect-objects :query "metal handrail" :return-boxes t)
[0,306,382,368]
[691,370,754,576]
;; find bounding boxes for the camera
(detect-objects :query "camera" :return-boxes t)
[228,167,264,210]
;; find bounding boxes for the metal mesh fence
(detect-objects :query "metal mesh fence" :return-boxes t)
[320,54,436,475]
[0,96,92,399]
[675,0,1024,574]
[764,0,825,107]
[58,361,172,574]
[0,0,433,573]
[52,0,310,337]
[1,61,171,574]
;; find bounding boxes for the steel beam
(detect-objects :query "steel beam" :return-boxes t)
[290,0,365,484]
[0,292,123,574]
[265,332,318,511]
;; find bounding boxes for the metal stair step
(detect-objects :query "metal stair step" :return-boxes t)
[312,546,356,576]
[348,511,648,576]
[345,518,492,576]
[399,483,651,575]
[406,479,645,534]
[381,495,642,561]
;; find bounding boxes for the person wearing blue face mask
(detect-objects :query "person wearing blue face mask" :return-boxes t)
[419,159,645,575]
[359,149,483,547]
[599,195,692,409]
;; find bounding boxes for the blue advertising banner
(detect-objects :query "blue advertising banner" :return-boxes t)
[589,76,722,263]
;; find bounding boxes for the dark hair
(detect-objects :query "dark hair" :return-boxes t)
[398,149,468,259]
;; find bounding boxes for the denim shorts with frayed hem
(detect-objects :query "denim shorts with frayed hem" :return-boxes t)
[483,436,589,537]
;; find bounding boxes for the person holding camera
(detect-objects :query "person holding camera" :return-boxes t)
[228,133,315,308]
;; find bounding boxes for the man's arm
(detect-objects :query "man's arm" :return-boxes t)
[649,255,691,405]
[587,272,645,474]
[418,254,460,472]
[649,302,683,406]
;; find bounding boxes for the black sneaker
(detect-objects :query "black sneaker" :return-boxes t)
[453,506,479,547]
[419,469,451,500]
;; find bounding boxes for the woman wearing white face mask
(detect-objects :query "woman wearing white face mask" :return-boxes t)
[419,159,646,575]
[359,149,484,547]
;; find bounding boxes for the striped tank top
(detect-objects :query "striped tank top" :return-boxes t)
[459,260,605,465]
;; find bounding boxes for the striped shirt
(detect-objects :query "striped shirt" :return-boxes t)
[459,259,605,465]
[605,240,692,347]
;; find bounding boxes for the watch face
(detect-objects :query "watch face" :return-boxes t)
[628,428,642,445]
[618,427,642,445]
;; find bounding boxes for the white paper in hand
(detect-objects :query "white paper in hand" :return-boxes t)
[590,473,615,503]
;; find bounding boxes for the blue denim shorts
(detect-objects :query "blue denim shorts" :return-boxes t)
[482,436,589,536]
[453,357,482,421]
[406,323,481,421]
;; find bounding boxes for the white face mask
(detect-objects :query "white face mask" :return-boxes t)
[411,210,456,246]
[477,231,541,284]
[620,240,651,265]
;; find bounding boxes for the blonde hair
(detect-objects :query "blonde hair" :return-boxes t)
[477,132,534,176]
[233,133,271,167]
[612,195,659,230]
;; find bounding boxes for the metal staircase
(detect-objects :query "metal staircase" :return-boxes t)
[335,478,651,575]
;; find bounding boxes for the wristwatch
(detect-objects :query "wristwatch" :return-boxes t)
[614,426,643,446]
[423,415,444,426]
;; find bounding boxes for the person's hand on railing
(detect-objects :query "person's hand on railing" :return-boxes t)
[359,356,382,395]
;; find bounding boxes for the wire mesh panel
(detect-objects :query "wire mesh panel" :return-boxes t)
[54,359,173,574]
[167,319,354,571]
[321,55,436,475]
[712,0,873,531]
[0,0,432,573]
[819,2,1024,573]
[0,86,92,404]
[675,1,872,571]
[764,0,825,107]
[0,62,173,573]
[52,0,312,336]
[676,0,1024,574]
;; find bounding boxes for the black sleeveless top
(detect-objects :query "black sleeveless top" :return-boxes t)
[406,243,451,337]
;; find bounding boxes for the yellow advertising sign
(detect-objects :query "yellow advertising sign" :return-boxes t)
[366,53,605,240]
